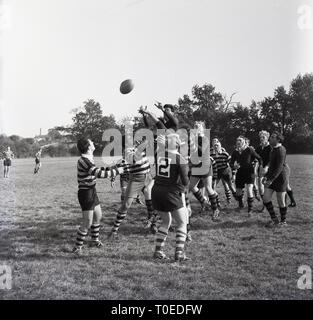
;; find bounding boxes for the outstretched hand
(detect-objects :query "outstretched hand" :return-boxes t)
[154,101,163,111]
[138,105,146,114]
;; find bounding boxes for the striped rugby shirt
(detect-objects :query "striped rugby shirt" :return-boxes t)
[77,155,121,189]
[211,150,231,173]
[124,146,151,175]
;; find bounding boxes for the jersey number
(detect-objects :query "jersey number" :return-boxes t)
[157,157,171,178]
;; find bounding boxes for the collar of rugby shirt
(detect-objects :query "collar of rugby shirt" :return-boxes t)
[273,143,282,149]
[81,153,94,163]
[260,142,270,148]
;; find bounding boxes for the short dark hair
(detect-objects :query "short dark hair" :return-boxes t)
[163,104,175,112]
[77,137,90,154]
[271,131,284,143]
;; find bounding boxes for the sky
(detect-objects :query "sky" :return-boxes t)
[0,0,312,137]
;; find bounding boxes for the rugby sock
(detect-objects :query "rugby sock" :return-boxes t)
[193,190,205,205]
[155,227,168,252]
[145,199,154,219]
[225,189,232,203]
[253,186,260,200]
[279,207,287,222]
[90,224,100,242]
[185,192,190,208]
[247,197,254,212]
[111,211,127,233]
[264,201,279,222]
[287,190,296,205]
[75,228,88,248]
[216,193,221,208]
[209,194,218,211]
[237,194,244,208]
[175,229,187,254]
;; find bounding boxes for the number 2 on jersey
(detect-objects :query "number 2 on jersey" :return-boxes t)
[157,157,171,178]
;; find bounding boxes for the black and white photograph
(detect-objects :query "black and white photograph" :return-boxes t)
[0,0,313,307]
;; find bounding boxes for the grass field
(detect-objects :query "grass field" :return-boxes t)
[1,155,313,300]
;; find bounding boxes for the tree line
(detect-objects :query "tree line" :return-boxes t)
[1,73,312,158]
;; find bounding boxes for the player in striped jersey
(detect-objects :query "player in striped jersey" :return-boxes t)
[211,141,236,204]
[188,123,220,221]
[152,132,190,261]
[108,139,156,239]
[114,153,145,205]
[73,138,123,255]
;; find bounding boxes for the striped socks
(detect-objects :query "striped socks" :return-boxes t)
[193,189,206,205]
[225,189,232,203]
[75,228,88,249]
[175,229,187,255]
[90,224,100,242]
[111,211,127,234]
[155,227,168,253]
[209,193,218,211]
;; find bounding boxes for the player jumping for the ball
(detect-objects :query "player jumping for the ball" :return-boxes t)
[152,132,190,262]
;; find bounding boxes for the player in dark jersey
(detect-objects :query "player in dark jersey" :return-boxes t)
[254,131,272,210]
[262,131,288,227]
[230,136,263,215]
[152,132,190,262]
[139,103,179,131]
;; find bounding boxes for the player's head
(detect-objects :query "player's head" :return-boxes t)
[236,136,246,149]
[213,140,221,152]
[269,131,284,146]
[259,130,270,144]
[164,104,175,113]
[245,137,250,146]
[194,121,205,136]
[212,136,219,146]
[77,138,95,155]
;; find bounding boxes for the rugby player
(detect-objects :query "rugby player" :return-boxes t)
[73,138,122,255]
[262,132,289,227]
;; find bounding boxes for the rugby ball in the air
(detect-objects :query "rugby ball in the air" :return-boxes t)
[120,79,134,94]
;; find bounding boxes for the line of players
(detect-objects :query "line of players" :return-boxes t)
[73,103,296,262]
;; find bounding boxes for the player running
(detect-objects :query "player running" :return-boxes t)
[152,132,190,262]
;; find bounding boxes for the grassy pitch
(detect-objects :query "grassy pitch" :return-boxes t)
[1,155,313,300]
